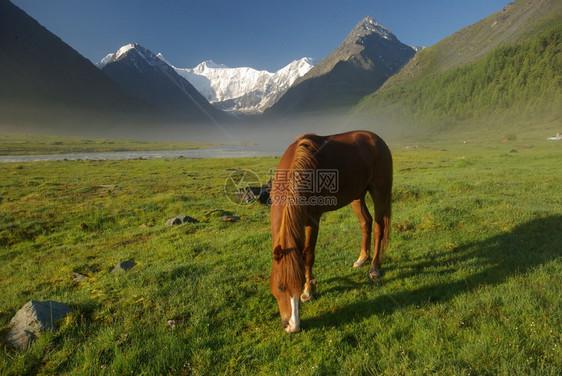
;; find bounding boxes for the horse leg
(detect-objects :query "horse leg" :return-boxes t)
[301,218,319,302]
[350,197,373,268]
[368,186,391,280]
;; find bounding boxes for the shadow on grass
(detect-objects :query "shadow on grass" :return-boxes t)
[304,215,562,329]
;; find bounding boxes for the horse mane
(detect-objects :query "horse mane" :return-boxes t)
[274,134,320,291]
[279,134,319,250]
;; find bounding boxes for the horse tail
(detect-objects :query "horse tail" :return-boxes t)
[382,187,392,253]
[377,136,393,255]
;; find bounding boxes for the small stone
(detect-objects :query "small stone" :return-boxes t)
[166,217,182,226]
[72,272,87,282]
[165,215,199,226]
[166,316,188,329]
[111,260,136,273]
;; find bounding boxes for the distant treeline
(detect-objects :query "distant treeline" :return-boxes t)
[362,24,561,132]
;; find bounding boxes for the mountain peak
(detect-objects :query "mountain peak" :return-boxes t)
[101,43,171,71]
[96,43,146,69]
[156,52,172,66]
[266,14,415,115]
[276,57,316,77]
[351,15,397,42]
[296,57,317,65]
[360,15,377,25]
[96,43,148,69]
[114,43,140,60]
[96,53,114,69]
[198,60,229,70]
[191,60,229,76]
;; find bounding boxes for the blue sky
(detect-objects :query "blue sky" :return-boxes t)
[13,0,511,72]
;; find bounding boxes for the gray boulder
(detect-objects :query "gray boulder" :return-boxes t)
[6,300,72,350]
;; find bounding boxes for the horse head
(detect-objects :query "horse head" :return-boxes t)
[270,244,305,333]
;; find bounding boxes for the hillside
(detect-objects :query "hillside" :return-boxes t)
[353,0,562,139]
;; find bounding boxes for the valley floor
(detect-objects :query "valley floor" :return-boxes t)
[0,138,560,375]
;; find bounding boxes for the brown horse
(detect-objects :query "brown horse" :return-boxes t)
[270,130,393,333]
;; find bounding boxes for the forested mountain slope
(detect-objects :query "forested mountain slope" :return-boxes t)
[353,0,561,139]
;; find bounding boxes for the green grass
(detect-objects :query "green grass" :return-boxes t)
[0,137,560,375]
[0,134,217,155]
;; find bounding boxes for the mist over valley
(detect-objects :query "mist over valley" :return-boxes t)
[1,0,558,150]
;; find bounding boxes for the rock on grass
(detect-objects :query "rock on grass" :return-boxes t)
[6,301,72,350]
[111,260,136,273]
[165,215,199,226]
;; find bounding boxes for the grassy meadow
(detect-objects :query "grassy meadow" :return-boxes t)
[0,134,561,375]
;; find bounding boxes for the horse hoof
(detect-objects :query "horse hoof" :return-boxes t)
[368,267,381,280]
[285,324,300,333]
[353,258,368,268]
[300,292,313,302]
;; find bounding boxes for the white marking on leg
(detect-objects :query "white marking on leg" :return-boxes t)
[286,295,300,333]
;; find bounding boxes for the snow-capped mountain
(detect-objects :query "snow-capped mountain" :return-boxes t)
[99,43,229,123]
[161,56,315,113]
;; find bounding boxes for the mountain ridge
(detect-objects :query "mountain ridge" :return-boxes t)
[97,48,315,114]
[167,57,316,113]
